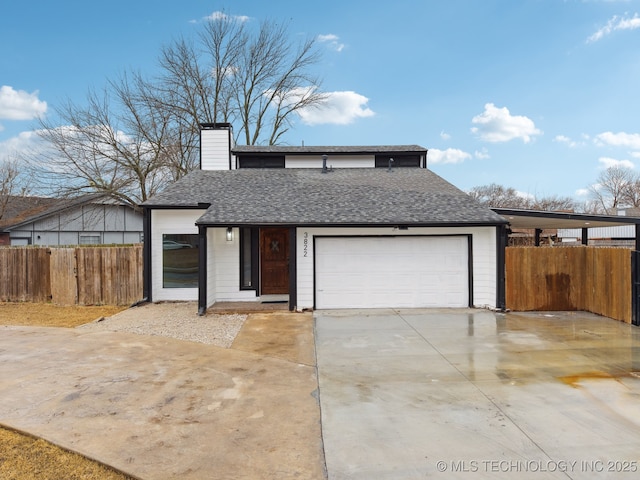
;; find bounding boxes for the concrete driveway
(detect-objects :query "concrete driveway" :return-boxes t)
[0,312,325,480]
[315,309,640,479]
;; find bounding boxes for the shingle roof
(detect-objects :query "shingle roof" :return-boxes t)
[231,145,427,155]
[0,194,111,231]
[143,168,506,227]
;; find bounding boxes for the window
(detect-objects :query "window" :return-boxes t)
[238,156,285,168]
[240,227,259,290]
[80,235,101,244]
[162,234,199,288]
[375,154,421,168]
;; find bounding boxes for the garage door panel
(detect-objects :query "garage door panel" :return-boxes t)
[315,236,469,309]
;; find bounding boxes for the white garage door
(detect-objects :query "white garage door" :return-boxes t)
[315,236,469,309]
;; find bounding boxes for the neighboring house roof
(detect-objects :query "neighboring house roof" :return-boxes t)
[0,196,59,230]
[143,168,506,227]
[231,145,428,156]
[0,193,112,231]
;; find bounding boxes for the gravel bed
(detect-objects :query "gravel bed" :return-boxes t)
[77,302,246,348]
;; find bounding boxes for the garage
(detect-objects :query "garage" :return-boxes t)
[314,236,470,309]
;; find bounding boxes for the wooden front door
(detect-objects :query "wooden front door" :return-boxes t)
[260,227,290,294]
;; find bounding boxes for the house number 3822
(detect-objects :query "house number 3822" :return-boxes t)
[303,232,309,257]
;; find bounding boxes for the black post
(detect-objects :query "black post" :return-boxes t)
[288,227,297,311]
[496,225,507,311]
[534,228,542,246]
[582,228,589,246]
[632,251,640,326]
[197,225,208,316]
[142,207,152,302]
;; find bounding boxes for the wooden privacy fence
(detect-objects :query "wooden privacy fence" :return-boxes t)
[505,246,631,323]
[0,245,143,306]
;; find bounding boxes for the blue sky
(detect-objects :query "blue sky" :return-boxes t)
[2,0,640,202]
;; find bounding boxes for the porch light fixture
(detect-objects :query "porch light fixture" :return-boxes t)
[226,227,234,242]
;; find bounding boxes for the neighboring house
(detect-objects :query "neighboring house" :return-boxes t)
[558,208,640,247]
[141,123,508,313]
[0,194,143,246]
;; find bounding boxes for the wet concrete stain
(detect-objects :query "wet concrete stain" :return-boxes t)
[559,370,640,388]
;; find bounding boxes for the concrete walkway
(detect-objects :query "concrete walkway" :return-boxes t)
[0,312,325,480]
[315,309,640,479]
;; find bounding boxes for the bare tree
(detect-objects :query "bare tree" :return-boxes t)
[0,158,29,221]
[31,81,182,210]
[587,166,638,213]
[529,195,576,212]
[469,183,576,211]
[468,183,530,209]
[25,13,326,206]
[229,19,326,145]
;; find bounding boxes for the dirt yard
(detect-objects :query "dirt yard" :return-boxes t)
[0,302,134,480]
[0,302,127,328]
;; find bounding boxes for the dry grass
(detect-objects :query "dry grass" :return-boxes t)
[0,302,127,328]
[0,302,133,479]
[0,427,134,480]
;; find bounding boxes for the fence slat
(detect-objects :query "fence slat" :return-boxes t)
[50,249,78,305]
[506,246,631,323]
[0,245,142,306]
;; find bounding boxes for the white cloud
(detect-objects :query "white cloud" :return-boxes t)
[297,91,374,126]
[470,103,541,143]
[439,131,451,141]
[555,135,575,147]
[474,148,490,160]
[318,33,345,52]
[203,11,250,23]
[0,85,47,121]
[0,129,42,162]
[594,131,640,149]
[428,148,472,164]
[587,13,640,43]
[575,188,590,197]
[598,156,635,169]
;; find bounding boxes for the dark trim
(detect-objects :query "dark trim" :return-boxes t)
[238,227,260,292]
[312,234,473,309]
[636,224,640,251]
[496,225,507,311]
[196,221,507,229]
[142,206,152,301]
[493,207,640,226]
[467,235,474,308]
[143,204,211,210]
[582,228,589,246]
[197,225,208,316]
[632,250,640,326]
[231,146,428,156]
[289,227,297,311]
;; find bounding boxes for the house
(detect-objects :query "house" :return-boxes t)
[141,123,508,313]
[0,194,144,246]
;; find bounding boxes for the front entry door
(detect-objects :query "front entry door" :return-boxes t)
[260,227,290,295]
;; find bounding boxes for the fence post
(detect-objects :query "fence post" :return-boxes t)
[632,251,640,326]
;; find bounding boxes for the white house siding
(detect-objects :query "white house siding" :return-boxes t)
[206,229,217,306]
[151,209,205,302]
[295,226,497,310]
[285,155,374,169]
[201,127,233,170]
[210,227,256,303]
